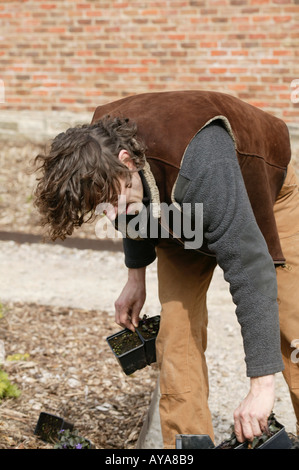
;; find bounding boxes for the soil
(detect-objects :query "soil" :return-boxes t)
[137,316,160,340]
[0,142,298,449]
[108,331,143,356]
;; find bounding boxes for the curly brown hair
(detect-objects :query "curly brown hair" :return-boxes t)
[34,116,146,241]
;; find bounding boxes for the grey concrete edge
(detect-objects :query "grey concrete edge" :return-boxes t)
[135,376,163,449]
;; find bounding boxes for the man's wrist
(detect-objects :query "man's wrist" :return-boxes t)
[128,267,146,281]
[250,374,275,391]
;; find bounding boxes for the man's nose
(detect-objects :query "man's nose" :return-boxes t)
[104,204,118,221]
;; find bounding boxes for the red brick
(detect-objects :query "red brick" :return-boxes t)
[261,58,280,64]
[211,50,228,56]
[40,4,56,9]
[250,0,270,4]
[228,84,248,91]
[200,42,218,48]
[0,0,297,120]
[231,50,249,55]
[273,16,292,22]
[273,50,292,56]
[209,68,228,74]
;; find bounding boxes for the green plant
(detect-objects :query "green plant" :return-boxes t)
[218,412,282,449]
[54,429,92,449]
[138,314,160,339]
[248,414,281,449]
[0,369,21,402]
[7,353,30,361]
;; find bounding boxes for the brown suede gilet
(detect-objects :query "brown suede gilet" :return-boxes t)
[91,90,291,263]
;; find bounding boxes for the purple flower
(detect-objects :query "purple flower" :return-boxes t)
[75,444,82,449]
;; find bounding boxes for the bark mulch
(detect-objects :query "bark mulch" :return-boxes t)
[0,301,158,449]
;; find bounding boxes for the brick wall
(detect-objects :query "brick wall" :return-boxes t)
[0,0,299,123]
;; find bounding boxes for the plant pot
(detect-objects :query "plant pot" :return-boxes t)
[106,315,160,375]
[136,315,160,365]
[253,425,292,449]
[106,328,147,376]
[216,416,293,450]
[34,412,73,443]
[175,416,293,450]
[176,434,215,449]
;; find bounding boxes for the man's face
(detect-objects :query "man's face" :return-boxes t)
[102,171,144,221]
[95,149,144,221]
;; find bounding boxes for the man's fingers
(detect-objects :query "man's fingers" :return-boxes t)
[117,309,134,331]
[234,412,265,443]
[131,308,141,328]
[233,375,275,444]
[251,417,263,438]
[115,302,140,332]
[115,301,131,329]
[233,417,245,442]
[259,416,269,434]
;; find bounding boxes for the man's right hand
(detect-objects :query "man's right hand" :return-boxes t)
[114,267,146,332]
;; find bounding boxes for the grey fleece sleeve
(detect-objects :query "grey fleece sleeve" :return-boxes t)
[178,122,284,377]
[122,237,156,268]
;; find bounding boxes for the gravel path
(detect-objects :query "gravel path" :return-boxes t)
[0,239,297,445]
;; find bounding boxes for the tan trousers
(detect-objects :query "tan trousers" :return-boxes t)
[273,165,299,436]
[155,164,299,448]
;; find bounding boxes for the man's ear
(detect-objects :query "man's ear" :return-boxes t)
[118,149,136,170]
